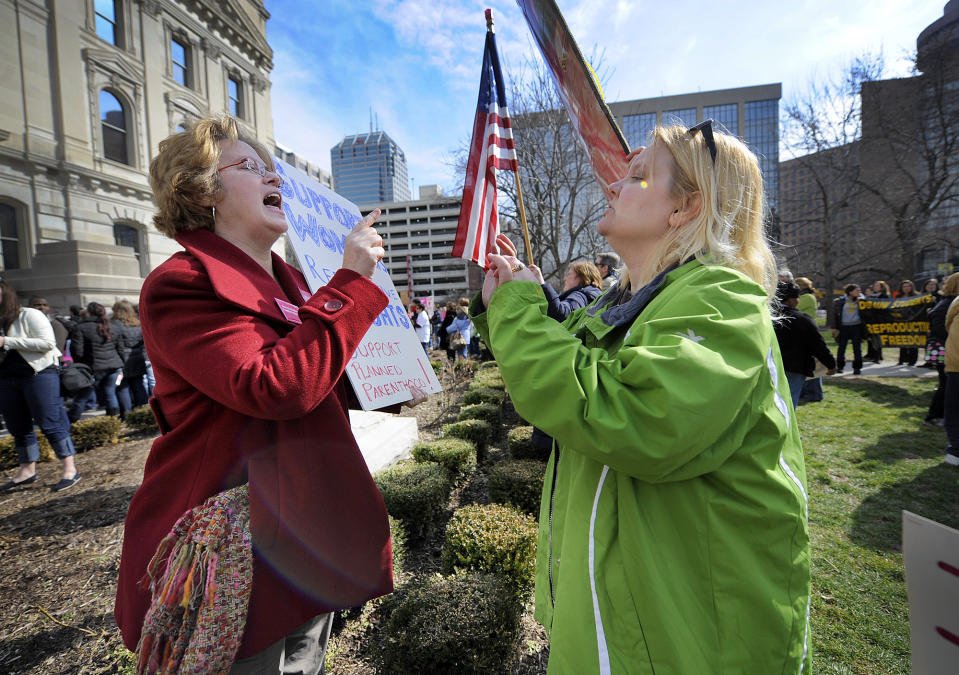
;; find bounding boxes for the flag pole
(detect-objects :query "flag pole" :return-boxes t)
[486,9,534,267]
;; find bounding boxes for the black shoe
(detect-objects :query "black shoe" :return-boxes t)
[0,474,38,492]
[853,369,861,375]
[51,474,81,492]
[945,448,959,466]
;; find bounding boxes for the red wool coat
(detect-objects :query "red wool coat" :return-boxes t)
[115,229,394,658]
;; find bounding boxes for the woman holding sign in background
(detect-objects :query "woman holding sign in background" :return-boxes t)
[472,122,810,672]
[897,279,920,366]
[115,116,396,673]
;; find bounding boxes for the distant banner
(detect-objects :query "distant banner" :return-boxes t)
[516,0,629,191]
[859,294,936,347]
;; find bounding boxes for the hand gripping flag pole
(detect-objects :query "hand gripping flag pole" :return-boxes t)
[453,9,534,268]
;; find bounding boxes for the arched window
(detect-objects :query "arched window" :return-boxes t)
[0,203,22,270]
[100,90,128,164]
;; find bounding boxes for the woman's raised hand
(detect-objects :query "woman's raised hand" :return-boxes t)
[342,209,385,280]
[482,253,539,305]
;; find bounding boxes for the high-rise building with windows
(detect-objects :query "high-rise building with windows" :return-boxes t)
[608,84,782,215]
[331,131,411,205]
[0,0,275,309]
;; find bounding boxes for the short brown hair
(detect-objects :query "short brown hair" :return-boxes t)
[149,115,273,238]
[569,261,603,289]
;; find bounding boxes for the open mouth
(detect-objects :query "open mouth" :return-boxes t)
[264,193,282,209]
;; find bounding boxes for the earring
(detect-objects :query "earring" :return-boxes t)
[212,205,216,221]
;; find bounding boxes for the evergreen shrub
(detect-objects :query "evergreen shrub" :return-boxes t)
[370,573,521,674]
[488,459,547,516]
[124,405,159,433]
[471,370,505,391]
[458,403,501,433]
[442,503,538,596]
[374,461,452,541]
[462,387,505,406]
[72,415,124,452]
[477,360,499,371]
[0,433,54,469]
[507,425,550,461]
[412,438,476,477]
[441,420,491,464]
[389,515,407,576]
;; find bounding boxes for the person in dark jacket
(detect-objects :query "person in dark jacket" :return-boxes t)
[68,302,126,420]
[530,260,604,322]
[438,301,457,361]
[832,284,864,374]
[925,273,959,424]
[112,300,148,414]
[896,279,920,365]
[776,282,836,408]
[865,280,890,363]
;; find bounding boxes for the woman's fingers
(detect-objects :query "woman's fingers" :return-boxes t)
[343,209,383,278]
[495,233,518,257]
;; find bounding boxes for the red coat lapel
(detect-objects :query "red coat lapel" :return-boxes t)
[175,229,311,323]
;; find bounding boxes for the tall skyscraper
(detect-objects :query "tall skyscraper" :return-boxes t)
[331,131,411,205]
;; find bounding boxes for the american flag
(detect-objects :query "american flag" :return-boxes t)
[453,20,518,267]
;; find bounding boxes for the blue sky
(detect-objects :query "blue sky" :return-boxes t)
[265,0,946,195]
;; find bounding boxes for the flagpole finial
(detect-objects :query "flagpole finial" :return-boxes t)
[485,8,494,31]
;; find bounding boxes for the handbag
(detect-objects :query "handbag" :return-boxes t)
[925,337,945,366]
[137,483,252,674]
[60,362,95,393]
[449,330,467,349]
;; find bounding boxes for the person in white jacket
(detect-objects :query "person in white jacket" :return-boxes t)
[0,281,80,492]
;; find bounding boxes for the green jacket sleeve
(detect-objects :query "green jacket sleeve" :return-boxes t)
[473,272,780,482]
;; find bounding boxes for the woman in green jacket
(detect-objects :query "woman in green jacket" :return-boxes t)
[472,122,810,673]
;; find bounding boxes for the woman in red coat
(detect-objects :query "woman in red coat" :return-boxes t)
[115,116,394,672]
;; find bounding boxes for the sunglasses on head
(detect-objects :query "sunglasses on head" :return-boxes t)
[687,119,717,163]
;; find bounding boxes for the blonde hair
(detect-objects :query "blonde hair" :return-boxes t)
[112,300,140,327]
[569,261,603,289]
[149,115,273,238]
[795,276,814,291]
[941,272,959,296]
[624,125,777,301]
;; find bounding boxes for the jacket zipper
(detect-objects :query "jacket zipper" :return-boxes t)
[547,445,560,610]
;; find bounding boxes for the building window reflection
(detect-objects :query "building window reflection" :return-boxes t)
[100,90,129,164]
[0,204,21,270]
[743,99,779,211]
[622,112,656,149]
[664,108,697,128]
[228,75,243,118]
[95,0,121,47]
[704,104,738,136]
[171,37,191,87]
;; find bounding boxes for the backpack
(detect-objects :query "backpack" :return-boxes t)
[60,362,95,394]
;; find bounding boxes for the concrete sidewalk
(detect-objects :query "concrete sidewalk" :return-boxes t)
[831,358,938,378]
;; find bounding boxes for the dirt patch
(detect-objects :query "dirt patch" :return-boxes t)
[0,362,549,673]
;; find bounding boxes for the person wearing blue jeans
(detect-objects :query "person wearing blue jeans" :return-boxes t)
[69,368,122,421]
[0,281,80,492]
[832,284,864,374]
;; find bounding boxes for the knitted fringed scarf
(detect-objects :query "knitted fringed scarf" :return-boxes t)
[136,484,252,674]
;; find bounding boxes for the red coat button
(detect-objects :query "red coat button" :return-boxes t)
[324,300,343,311]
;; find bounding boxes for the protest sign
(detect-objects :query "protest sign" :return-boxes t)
[859,294,936,347]
[903,511,959,674]
[516,0,629,191]
[272,157,443,409]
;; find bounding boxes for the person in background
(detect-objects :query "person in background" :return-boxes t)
[113,300,148,413]
[923,277,942,302]
[447,298,472,360]
[925,273,959,425]
[897,279,920,366]
[410,300,430,355]
[430,308,442,349]
[474,122,810,672]
[774,281,837,408]
[864,280,891,363]
[529,260,604,322]
[943,291,959,466]
[0,282,80,492]
[438,301,457,362]
[777,268,794,282]
[68,302,126,420]
[795,277,826,402]
[29,297,69,354]
[832,284,863,375]
[593,251,621,289]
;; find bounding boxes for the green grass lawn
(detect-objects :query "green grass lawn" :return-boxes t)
[801,376,959,673]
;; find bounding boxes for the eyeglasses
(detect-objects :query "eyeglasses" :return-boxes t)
[687,119,717,163]
[217,157,284,189]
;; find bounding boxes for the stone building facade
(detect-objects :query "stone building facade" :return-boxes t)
[0,0,275,311]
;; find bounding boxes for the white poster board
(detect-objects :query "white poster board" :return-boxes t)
[902,510,959,674]
[272,156,443,409]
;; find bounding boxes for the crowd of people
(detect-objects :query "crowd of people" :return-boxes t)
[0,293,152,494]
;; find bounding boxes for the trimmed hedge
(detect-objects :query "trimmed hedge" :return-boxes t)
[452,359,477,377]
[442,420,491,465]
[458,403,501,432]
[0,433,54,470]
[442,503,538,597]
[471,370,505,391]
[389,515,407,576]
[412,438,476,477]
[476,361,499,371]
[507,425,550,461]
[72,415,124,452]
[488,459,547,516]
[462,387,505,406]
[370,573,521,673]
[374,461,452,541]
[124,405,159,433]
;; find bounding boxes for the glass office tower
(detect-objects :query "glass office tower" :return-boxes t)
[331,131,411,205]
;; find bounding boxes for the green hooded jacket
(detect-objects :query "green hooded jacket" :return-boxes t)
[470,260,810,674]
